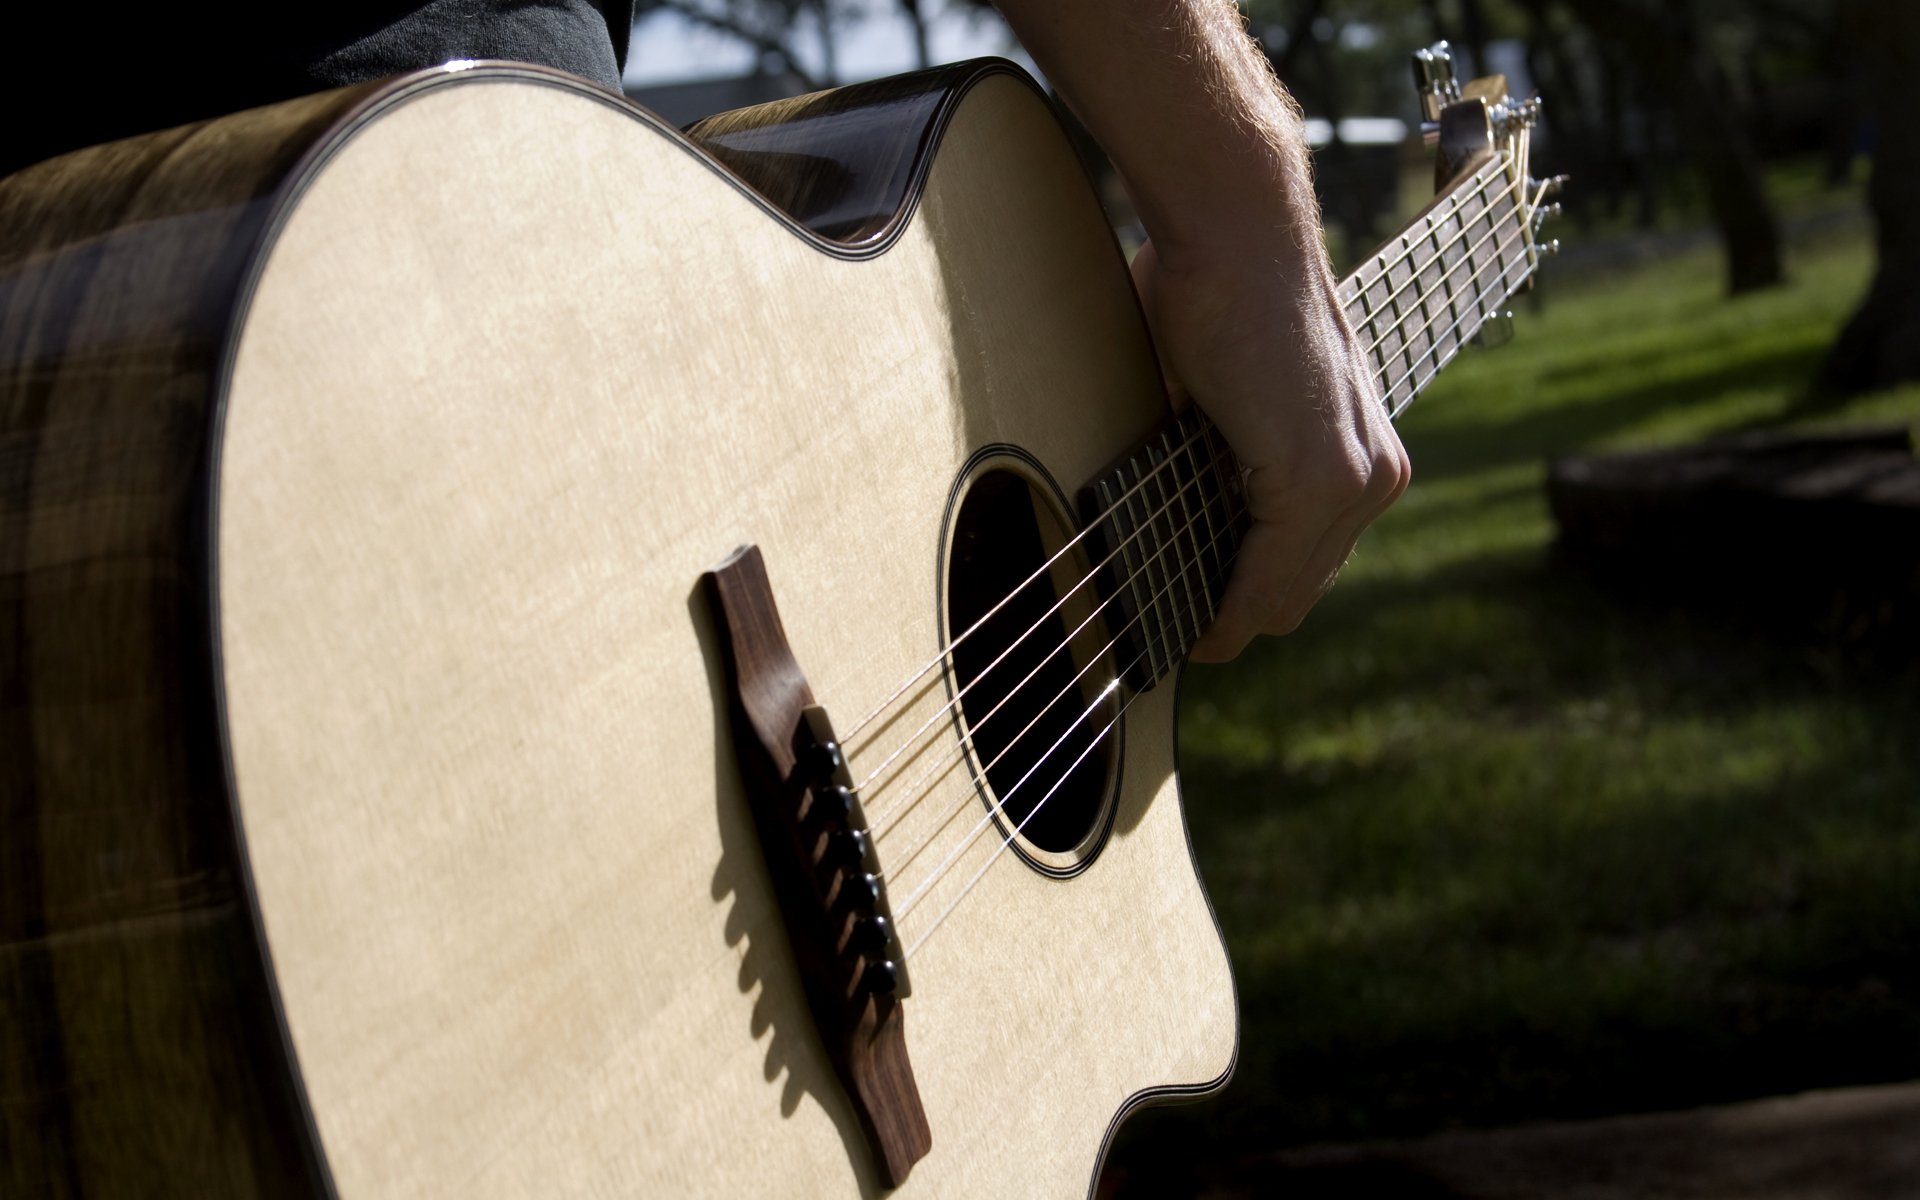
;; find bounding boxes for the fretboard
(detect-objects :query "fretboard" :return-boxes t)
[1083,154,1533,691]
[1341,154,1532,414]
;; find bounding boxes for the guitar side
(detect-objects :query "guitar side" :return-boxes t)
[1,62,1237,1196]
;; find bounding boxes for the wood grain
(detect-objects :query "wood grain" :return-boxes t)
[0,81,385,1198]
[2,60,1237,1197]
[214,65,1235,1198]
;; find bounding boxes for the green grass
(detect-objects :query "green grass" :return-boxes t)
[1106,219,1920,1181]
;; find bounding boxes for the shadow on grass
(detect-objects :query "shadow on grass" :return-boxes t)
[1100,498,1920,1185]
[1405,336,1829,484]
[1104,708,1920,1192]
[1098,228,1920,1193]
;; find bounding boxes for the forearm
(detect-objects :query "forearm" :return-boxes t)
[994,0,1409,659]
[993,0,1323,273]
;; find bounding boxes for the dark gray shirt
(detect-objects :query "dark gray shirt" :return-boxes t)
[5,1,633,178]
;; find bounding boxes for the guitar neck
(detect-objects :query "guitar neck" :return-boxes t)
[1341,153,1533,415]
[1083,154,1534,691]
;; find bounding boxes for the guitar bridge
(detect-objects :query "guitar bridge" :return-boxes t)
[702,545,931,1187]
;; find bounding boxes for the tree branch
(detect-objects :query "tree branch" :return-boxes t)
[650,0,822,89]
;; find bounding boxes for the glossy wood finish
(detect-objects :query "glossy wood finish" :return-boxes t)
[212,65,1229,1197]
[0,82,386,1197]
[1,59,1235,1197]
[685,61,1028,249]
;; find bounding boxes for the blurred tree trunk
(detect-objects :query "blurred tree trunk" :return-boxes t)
[899,0,931,71]
[1819,0,1920,393]
[812,0,838,83]
[1562,0,1784,293]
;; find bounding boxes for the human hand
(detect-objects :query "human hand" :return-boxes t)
[1130,237,1411,661]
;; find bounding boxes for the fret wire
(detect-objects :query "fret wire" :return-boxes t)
[1164,426,1213,634]
[1099,478,1144,672]
[1344,158,1505,344]
[1360,169,1506,375]
[1385,224,1537,415]
[1359,173,1530,398]
[1121,458,1169,680]
[1159,432,1205,645]
[844,160,1525,758]
[1159,429,1209,645]
[879,456,1257,877]
[1179,413,1226,618]
[1136,446,1184,656]
[866,438,1254,839]
[853,405,1264,812]
[1142,439,1186,651]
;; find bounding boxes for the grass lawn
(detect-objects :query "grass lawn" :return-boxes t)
[1105,218,1920,1185]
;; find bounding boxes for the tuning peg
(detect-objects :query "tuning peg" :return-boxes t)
[1493,94,1544,136]
[1532,202,1562,233]
[1412,41,1461,124]
[1540,239,1562,258]
[1531,174,1570,199]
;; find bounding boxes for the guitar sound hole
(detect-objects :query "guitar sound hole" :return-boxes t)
[945,463,1120,869]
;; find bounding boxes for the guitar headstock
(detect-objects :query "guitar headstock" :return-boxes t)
[1412,41,1564,272]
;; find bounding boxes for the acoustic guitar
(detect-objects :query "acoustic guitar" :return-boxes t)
[1,46,1554,1197]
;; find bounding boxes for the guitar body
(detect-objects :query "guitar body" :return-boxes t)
[1,62,1235,1196]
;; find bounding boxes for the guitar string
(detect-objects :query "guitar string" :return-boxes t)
[1351,176,1533,408]
[864,430,1240,842]
[888,170,1552,960]
[1338,153,1509,298]
[900,639,1160,961]
[1376,212,1536,413]
[848,194,1539,813]
[875,222,1546,939]
[1381,172,1553,419]
[836,415,1222,746]
[1337,156,1507,321]
[1368,162,1541,402]
[863,439,1237,838]
[856,230,1541,896]
[873,480,1250,884]
[851,161,1527,766]
[855,420,1237,812]
[837,154,1525,752]
[889,533,1237,926]
[842,161,1521,769]
[877,557,1231,895]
